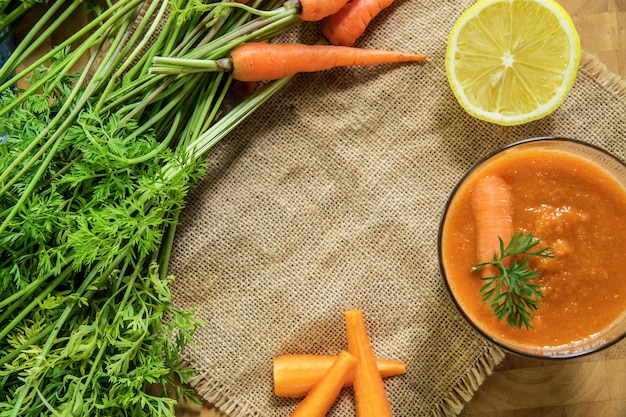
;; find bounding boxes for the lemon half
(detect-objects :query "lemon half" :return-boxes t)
[445,0,581,126]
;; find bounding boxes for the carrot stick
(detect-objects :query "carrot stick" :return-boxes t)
[289,350,357,417]
[273,354,406,397]
[298,0,351,21]
[470,175,514,277]
[320,0,396,46]
[229,42,427,82]
[345,310,393,417]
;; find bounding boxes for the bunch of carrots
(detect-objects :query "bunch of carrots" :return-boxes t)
[0,0,418,413]
[149,0,426,82]
[273,310,406,417]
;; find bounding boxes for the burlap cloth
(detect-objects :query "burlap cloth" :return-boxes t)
[168,0,626,415]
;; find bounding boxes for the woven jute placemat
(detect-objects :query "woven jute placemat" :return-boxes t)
[168,0,626,416]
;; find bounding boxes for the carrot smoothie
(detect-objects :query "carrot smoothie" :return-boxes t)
[440,139,626,357]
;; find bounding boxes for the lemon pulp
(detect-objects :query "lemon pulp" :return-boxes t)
[445,0,581,126]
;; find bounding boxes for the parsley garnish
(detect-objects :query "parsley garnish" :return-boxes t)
[474,232,554,329]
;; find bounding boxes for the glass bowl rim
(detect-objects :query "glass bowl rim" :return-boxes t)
[437,136,626,359]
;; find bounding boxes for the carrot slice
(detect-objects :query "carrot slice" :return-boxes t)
[289,350,357,417]
[273,354,406,397]
[345,310,393,417]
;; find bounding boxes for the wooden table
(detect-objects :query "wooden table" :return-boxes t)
[458,2,626,416]
[561,0,626,78]
[13,1,624,416]
[176,1,626,416]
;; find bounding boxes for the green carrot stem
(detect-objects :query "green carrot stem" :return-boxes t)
[176,75,292,169]
[212,1,291,18]
[0,323,56,368]
[204,13,302,60]
[166,6,225,57]
[0,267,70,341]
[0,33,97,118]
[0,0,144,94]
[100,0,169,90]
[189,72,231,146]
[0,3,30,31]
[117,71,198,127]
[79,337,109,397]
[98,73,170,114]
[151,56,232,73]
[127,112,183,164]
[0,0,80,81]
[0,37,103,209]
[117,0,169,72]
[0,255,72,309]
[9,248,131,417]
[90,2,159,109]
[158,210,180,282]
[0,134,65,236]
[124,0,184,80]
[185,7,297,60]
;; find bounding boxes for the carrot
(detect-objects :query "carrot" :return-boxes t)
[273,354,406,397]
[229,42,427,82]
[298,0,351,21]
[345,309,393,417]
[320,0,396,46]
[289,350,357,417]
[470,175,514,277]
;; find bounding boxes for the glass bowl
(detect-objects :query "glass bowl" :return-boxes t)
[438,137,626,358]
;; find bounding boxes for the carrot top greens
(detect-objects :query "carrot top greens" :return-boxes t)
[0,0,424,413]
[0,0,300,415]
[473,232,554,329]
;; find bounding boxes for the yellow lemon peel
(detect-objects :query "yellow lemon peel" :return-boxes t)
[445,0,581,126]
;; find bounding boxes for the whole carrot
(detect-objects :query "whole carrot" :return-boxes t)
[298,0,351,21]
[320,0,396,46]
[273,354,407,397]
[229,42,427,81]
[470,175,514,277]
[345,310,393,417]
[289,350,357,417]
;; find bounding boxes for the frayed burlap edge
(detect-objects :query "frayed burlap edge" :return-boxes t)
[177,51,624,417]
[432,344,506,417]
[179,358,263,417]
[580,50,626,103]
[431,51,626,417]
[179,344,506,417]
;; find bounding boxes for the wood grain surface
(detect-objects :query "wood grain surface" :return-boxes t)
[460,2,626,415]
[12,0,625,416]
[561,0,626,78]
[176,1,626,416]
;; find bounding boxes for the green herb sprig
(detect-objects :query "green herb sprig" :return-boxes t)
[473,232,554,329]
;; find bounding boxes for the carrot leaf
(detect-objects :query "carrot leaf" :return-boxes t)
[473,232,554,329]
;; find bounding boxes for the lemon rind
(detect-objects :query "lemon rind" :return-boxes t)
[445,0,582,126]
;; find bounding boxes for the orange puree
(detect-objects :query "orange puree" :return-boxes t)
[441,144,626,355]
